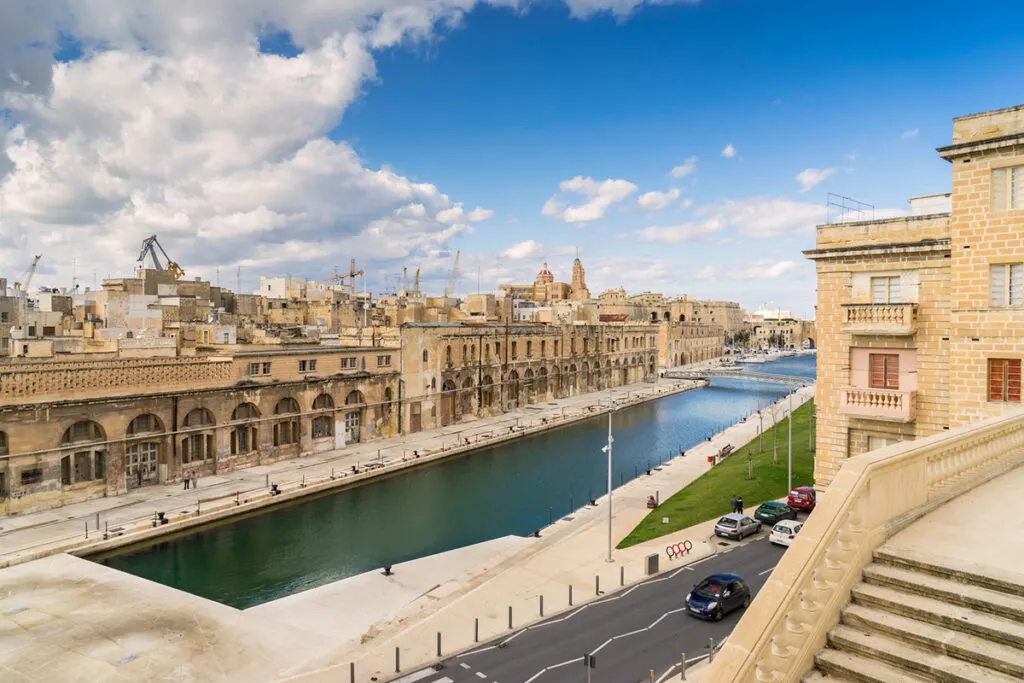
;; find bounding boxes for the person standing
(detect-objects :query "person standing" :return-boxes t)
[191,470,199,489]
[737,496,744,514]
[183,470,191,490]
[730,495,739,514]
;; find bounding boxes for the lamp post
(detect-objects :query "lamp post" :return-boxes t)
[602,398,616,563]
[787,390,793,493]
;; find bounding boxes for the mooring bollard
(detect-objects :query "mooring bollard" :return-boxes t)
[708,637,715,663]
[437,631,441,657]
[474,617,479,642]
[236,491,240,506]
[395,646,400,672]
[95,512,100,530]
[681,653,687,680]
[508,605,513,629]
[595,575,600,595]
[84,521,88,539]
[569,584,573,606]
[539,595,544,617]
[620,566,625,586]
[265,473,269,488]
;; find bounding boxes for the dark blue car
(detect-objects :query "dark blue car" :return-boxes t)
[685,573,751,621]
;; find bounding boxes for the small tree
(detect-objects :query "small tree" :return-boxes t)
[766,402,780,465]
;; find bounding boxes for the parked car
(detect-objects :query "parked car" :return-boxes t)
[754,501,797,525]
[714,513,761,540]
[788,486,816,512]
[769,519,804,547]
[685,573,752,621]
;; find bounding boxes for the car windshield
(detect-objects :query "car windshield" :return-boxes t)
[717,517,738,528]
[694,579,725,596]
[772,523,791,533]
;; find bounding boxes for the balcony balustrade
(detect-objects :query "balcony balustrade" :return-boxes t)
[842,302,917,335]
[840,386,916,423]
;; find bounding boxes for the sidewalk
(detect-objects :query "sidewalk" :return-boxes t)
[0,363,729,567]
[284,385,816,682]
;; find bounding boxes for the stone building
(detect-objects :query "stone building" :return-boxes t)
[806,103,1024,489]
[752,318,815,350]
[500,263,572,304]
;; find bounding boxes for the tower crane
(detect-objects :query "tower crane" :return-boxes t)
[413,267,420,295]
[445,250,460,298]
[325,258,364,292]
[12,254,42,334]
[137,235,185,279]
[12,255,41,292]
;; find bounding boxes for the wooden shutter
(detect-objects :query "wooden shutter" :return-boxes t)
[990,359,1007,401]
[885,354,899,389]
[1009,360,1022,403]
[869,354,885,388]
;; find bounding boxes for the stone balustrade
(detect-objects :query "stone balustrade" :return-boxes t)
[703,408,1024,683]
[840,386,916,423]
[841,302,917,335]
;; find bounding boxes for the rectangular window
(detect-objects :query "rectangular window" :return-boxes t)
[0,312,6,322]
[868,353,900,390]
[309,359,317,372]
[991,166,1024,211]
[870,276,901,304]
[495,342,500,357]
[299,360,308,372]
[989,263,1023,307]
[377,355,391,367]
[340,358,348,369]
[867,436,899,452]
[540,340,546,357]
[262,362,272,375]
[21,468,43,485]
[988,359,1022,402]
[511,341,517,359]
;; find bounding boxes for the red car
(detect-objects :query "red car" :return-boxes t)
[787,486,816,512]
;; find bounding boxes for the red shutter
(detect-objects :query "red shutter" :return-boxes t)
[1008,360,1022,403]
[885,355,900,390]
[869,354,885,389]
[990,359,1007,401]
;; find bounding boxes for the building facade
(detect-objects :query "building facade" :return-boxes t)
[807,103,1024,489]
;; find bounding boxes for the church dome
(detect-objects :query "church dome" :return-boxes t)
[535,262,555,284]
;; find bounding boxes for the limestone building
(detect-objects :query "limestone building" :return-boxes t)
[807,103,1024,489]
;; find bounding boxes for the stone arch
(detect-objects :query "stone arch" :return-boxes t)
[507,369,520,406]
[382,387,395,428]
[344,391,365,444]
[181,408,215,465]
[127,414,165,436]
[231,403,260,455]
[569,363,578,396]
[649,355,656,377]
[481,374,495,409]
[312,394,335,439]
[551,364,562,398]
[60,420,108,487]
[460,376,474,416]
[126,414,165,488]
[523,368,534,404]
[441,379,457,426]
[273,397,301,447]
[663,311,670,321]
[445,345,452,366]
[462,344,468,364]
[538,366,548,397]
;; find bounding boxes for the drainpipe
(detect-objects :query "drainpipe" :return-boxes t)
[171,395,179,481]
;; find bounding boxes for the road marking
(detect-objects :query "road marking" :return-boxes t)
[758,564,777,576]
[390,670,441,683]
[523,656,584,683]
[475,672,487,679]
[460,662,471,669]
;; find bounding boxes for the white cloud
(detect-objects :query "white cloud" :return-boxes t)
[740,260,797,279]
[500,239,542,260]
[681,198,693,208]
[670,156,698,178]
[795,167,836,193]
[901,128,919,139]
[694,265,717,280]
[466,206,494,222]
[721,144,736,158]
[562,0,702,19]
[542,176,638,223]
[637,188,681,211]
[635,218,724,243]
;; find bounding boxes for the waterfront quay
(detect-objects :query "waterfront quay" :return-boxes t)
[0,367,719,569]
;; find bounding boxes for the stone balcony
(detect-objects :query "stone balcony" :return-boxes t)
[841,303,918,335]
[840,386,916,423]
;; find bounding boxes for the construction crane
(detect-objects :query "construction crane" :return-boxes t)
[137,235,185,279]
[326,258,364,292]
[413,267,420,295]
[445,250,460,298]
[12,254,41,292]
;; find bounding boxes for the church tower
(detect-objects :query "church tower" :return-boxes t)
[570,256,590,301]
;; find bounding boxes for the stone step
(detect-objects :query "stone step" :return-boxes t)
[862,563,1024,622]
[841,603,1024,678]
[814,649,930,683]
[851,582,1024,649]
[828,624,1020,683]
[801,669,858,683]
[874,546,1024,599]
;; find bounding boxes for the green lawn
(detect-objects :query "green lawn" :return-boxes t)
[617,399,815,549]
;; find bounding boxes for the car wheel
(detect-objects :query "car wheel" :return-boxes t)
[713,609,724,622]
[743,594,751,608]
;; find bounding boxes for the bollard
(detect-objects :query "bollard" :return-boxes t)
[681,653,686,680]
[650,670,654,682]
[331,467,335,479]
[265,473,269,488]
[350,661,355,683]
[508,605,513,629]
[620,566,625,586]
[104,521,108,539]
[95,512,100,530]
[236,491,240,506]
[539,595,544,617]
[85,521,88,539]
[197,500,201,516]
[474,617,479,643]
[569,584,573,606]
[301,475,305,488]
[708,637,715,663]
[437,631,442,657]
[656,491,660,506]
[395,646,400,672]
[595,575,600,595]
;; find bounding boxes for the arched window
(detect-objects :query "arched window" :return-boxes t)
[60,421,107,485]
[526,340,532,357]
[273,397,301,446]
[382,386,394,426]
[126,414,164,487]
[481,375,494,408]
[231,403,260,455]
[127,414,164,436]
[470,344,475,360]
[182,408,215,464]
[462,344,468,363]
[445,345,452,365]
[0,431,7,456]
[541,340,546,357]
[312,394,334,439]
[422,349,429,363]
[344,391,365,443]
[440,380,457,426]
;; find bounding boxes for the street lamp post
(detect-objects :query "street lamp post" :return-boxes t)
[602,398,616,563]
[787,390,793,493]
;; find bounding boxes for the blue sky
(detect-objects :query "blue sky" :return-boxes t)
[2,0,1023,315]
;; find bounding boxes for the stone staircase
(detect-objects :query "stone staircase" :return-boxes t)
[803,546,1024,683]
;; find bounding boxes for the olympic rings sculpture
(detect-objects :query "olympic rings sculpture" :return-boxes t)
[665,539,693,559]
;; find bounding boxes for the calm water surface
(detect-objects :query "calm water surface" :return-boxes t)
[101,355,815,608]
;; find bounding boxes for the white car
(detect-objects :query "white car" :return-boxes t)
[769,519,803,547]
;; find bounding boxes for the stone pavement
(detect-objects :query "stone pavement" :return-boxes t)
[0,361,732,568]
[286,384,816,682]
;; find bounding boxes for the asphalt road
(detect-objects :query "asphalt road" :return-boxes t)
[391,533,784,683]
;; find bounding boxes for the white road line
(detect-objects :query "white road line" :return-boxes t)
[523,656,584,683]
[459,662,471,669]
[475,672,486,679]
[390,670,442,683]
[758,564,777,576]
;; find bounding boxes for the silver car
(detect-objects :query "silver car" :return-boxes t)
[714,513,761,540]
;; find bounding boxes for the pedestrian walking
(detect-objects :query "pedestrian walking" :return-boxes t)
[183,470,191,490]
[729,495,738,514]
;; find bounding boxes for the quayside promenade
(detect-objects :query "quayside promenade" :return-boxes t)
[0,361,728,568]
